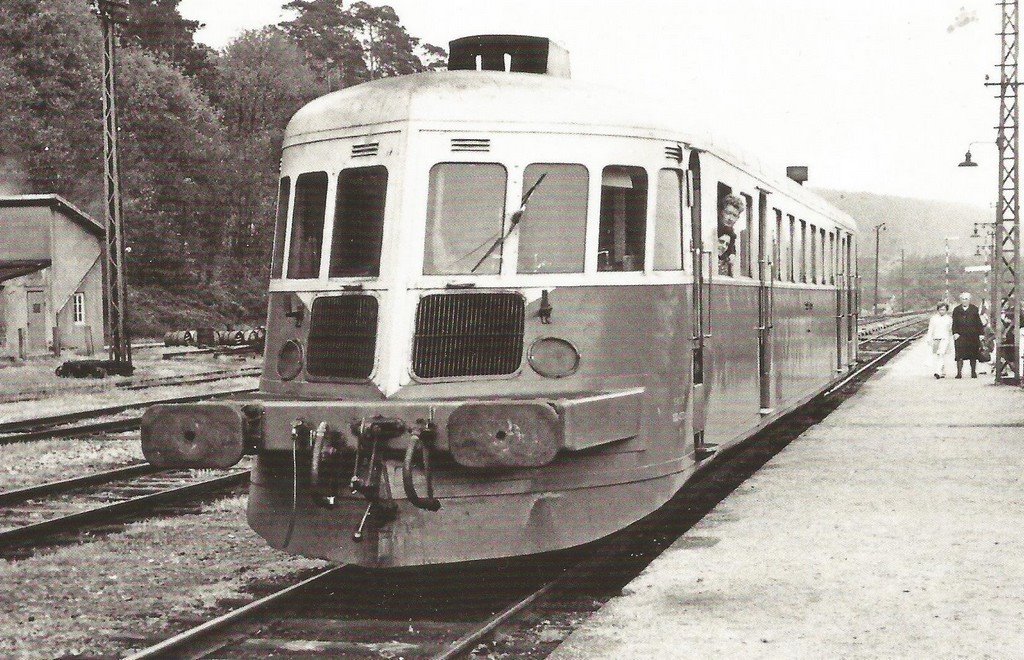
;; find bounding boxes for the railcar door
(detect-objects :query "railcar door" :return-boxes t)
[757,189,774,414]
[688,150,714,460]
[836,233,846,373]
[847,236,858,366]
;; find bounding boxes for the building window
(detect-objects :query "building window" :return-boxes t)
[73,292,85,325]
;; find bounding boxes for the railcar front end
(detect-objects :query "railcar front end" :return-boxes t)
[141,35,858,568]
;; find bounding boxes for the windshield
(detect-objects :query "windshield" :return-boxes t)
[516,164,586,274]
[424,163,507,275]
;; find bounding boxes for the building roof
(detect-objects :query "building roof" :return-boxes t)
[0,259,50,284]
[0,194,104,237]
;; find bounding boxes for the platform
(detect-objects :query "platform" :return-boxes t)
[550,339,1024,659]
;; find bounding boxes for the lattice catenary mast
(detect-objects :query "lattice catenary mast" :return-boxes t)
[91,0,132,366]
[986,0,1022,384]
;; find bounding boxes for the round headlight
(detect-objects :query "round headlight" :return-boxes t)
[528,337,580,378]
[277,340,304,381]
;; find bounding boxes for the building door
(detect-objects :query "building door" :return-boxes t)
[26,290,46,353]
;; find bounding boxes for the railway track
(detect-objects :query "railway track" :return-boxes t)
[0,468,249,557]
[121,317,931,660]
[0,364,260,405]
[0,386,258,445]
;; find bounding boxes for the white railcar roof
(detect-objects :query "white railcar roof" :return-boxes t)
[285,71,856,232]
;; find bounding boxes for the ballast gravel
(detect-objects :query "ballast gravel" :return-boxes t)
[0,495,327,659]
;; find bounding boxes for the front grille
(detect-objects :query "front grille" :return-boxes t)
[306,295,378,379]
[413,293,525,378]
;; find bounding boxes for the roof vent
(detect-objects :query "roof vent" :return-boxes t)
[664,144,684,163]
[786,166,808,185]
[451,138,491,152]
[351,142,379,158]
[448,35,570,78]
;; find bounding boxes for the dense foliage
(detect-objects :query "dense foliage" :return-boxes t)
[0,0,443,336]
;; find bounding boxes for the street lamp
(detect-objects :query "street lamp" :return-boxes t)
[958,141,997,167]
[873,222,886,315]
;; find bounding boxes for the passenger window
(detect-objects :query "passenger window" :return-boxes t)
[819,227,826,284]
[739,192,754,277]
[287,172,328,279]
[424,163,508,275]
[809,224,818,283]
[829,231,836,284]
[271,176,291,279]
[518,164,588,274]
[787,214,796,282]
[598,166,647,272]
[774,209,783,282]
[655,169,685,270]
[799,220,807,283]
[329,166,388,277]
[716,184,743,277]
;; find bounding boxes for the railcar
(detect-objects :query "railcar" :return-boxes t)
[142,35,859,568]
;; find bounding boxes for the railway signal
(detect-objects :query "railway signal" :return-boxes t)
[90,0,132,368]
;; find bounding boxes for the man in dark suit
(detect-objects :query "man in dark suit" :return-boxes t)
[951,292,986,378]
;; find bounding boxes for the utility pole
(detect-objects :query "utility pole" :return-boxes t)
[900,249,906,312]
[990,0,1021,384]
[873,222,886,315]
[944,236,960,303]
[91,0,132,368]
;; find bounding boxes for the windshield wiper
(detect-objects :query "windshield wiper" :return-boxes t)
[470,172,548,274]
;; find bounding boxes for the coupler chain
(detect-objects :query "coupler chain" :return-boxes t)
[348,416,402,541]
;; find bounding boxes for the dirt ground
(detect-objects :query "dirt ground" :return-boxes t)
[0,495,327,659]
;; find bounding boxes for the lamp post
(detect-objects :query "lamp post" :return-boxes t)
[944,236,960,303]
[873,222,886,315]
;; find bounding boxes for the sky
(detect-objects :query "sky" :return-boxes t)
[178,0,1001,209]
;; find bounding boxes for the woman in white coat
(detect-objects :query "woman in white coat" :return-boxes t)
[927,302,954,379]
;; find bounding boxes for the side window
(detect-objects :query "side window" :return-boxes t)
[787,214,796,282]
[739,192,754,277]
[424,163,507,275]
[829,231,836,285]
[287,172,328,279]
[716,183,743,277]
[655,169,685,270]
[819,227,827,284]
[809,224,818,284]
[774,209,783,281]
[598,166,647,272]
[329,166,388,277]
[271,176,291,279]
[799,220,807,283]
[518,164,588,274]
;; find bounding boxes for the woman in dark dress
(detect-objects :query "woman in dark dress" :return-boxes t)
[951,292,985,378]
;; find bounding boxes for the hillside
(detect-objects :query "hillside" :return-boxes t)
[815,189,990,258]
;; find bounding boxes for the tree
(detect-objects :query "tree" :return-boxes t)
[209,27,320,278]
[281,0,445,91]
[122,0,215,85]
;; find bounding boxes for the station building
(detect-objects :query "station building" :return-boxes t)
[0,195,105,358]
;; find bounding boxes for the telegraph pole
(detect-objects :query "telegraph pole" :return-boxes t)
[900,249,906,312]
[873,222,886,315]
[91,0,132,367]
